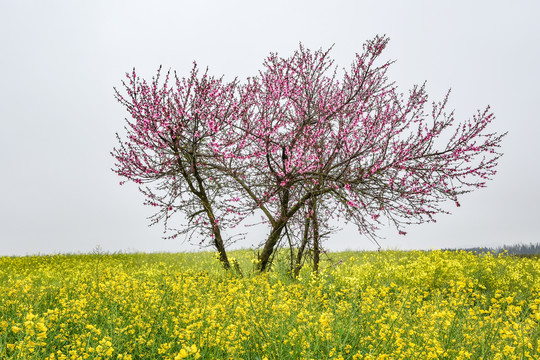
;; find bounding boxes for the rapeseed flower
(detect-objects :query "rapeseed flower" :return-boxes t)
[1,250,539,359]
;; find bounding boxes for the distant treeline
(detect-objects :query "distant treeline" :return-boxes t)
[444,242,540,257]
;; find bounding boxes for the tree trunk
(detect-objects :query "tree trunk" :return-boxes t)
[211,220,231,270]
[312,200,320,273]
[201,197,231,270]
[293,215,310,277]
[257,218,286,272]
[194,170,231,271]
[175,151,232,270]
[258,185,291,272]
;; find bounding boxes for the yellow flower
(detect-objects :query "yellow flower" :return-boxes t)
[175,348,189,359]
[36,321,48,333]
[24,320,34,330]
[11,325,22,333]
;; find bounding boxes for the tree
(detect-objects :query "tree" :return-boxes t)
[112,64,245,270]
[113,35,506,273]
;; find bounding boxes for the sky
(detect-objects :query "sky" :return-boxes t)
[1,0,539,256]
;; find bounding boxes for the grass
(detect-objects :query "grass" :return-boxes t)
[0,249,539,359]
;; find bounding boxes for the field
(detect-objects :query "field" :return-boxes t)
[1,249,539,359]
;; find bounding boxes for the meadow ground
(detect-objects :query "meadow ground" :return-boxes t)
[1,249,539,359]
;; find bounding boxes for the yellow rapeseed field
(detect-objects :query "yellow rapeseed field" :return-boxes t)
[1,250,539,359]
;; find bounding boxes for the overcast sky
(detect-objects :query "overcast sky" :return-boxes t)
[1,1,538,256]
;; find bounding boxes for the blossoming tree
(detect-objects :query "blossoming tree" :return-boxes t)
[113,35,506,273]
[112,65,246,270]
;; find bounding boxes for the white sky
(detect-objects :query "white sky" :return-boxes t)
[1,0,539,256]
